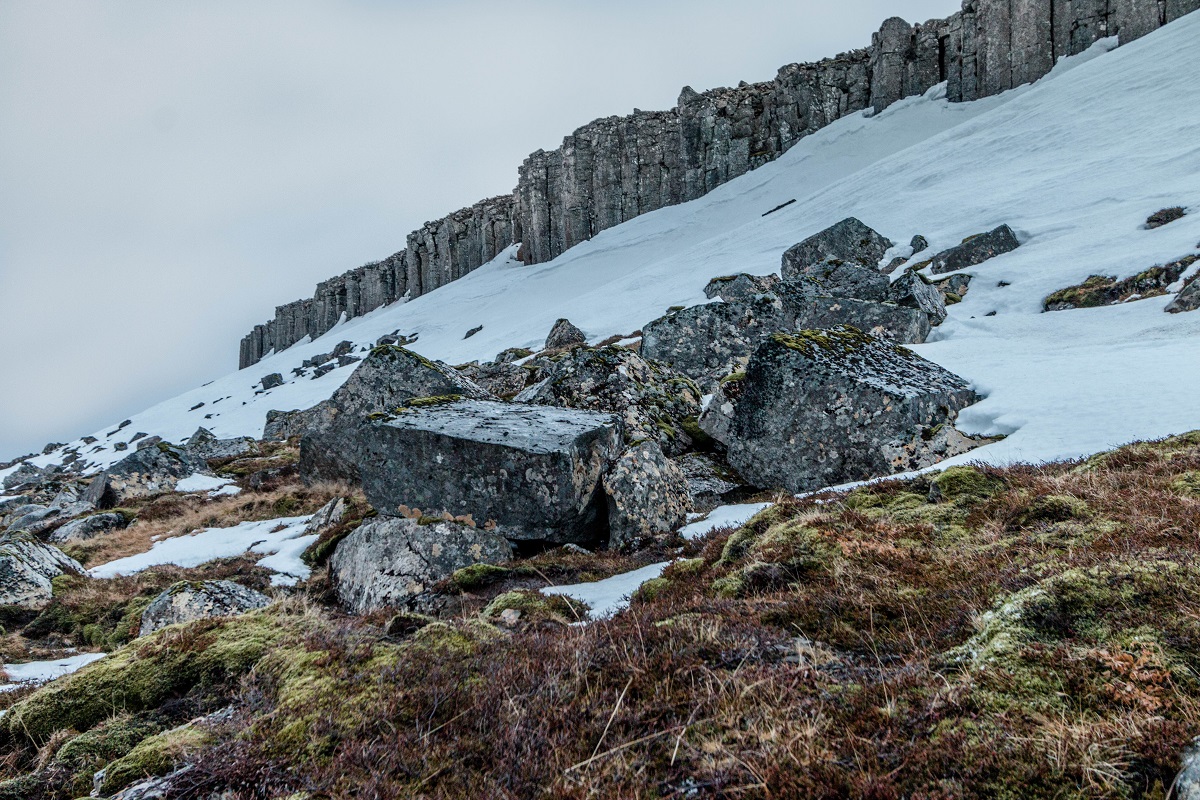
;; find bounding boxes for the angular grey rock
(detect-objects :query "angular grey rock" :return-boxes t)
[262,408,312,442]
[109,766,195,800]
[704,273,781,301]
[889,269,948,325]
[641,295,792,390]
[495,346,535,363]
[298,345,492,484]
[1166,278,1200,314]
[5,503,92,536]
[0,533,85,610]
[545,318,587,350]
[135,435,163,451]
[782,259,891,302]
[780,218,895,278]
[2,463,44,491]
[49,511,130,544]
[457,361,529,399]
[357,400,622,543]
[603,441,691,551]
[514,345,703,456]
[140,580,271,636]
[0,495,30,515]
[932,273,973,304]
[782,295,931,345]
[1177,737,1200,800]
[675,453,754,512]
[929,225,1021,274]
[910,235,929,254]
[304,497,347,535]
[699,327,979,492]
[183,427,257,462]
[84,443,206,509]
[261,373,284,390]
[330,516,513,613]
[332,340,354,357]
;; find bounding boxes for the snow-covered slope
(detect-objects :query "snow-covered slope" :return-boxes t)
[10,14,1200,481]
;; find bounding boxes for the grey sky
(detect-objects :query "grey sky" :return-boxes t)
[0,0,958,460]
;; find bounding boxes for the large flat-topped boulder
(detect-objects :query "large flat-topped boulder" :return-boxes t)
[781,218,894,278]
[298,345,492,483]
[358,400,622,543]
[699,327,979,492]
[928,225,1021,274]
[330,516,513,613]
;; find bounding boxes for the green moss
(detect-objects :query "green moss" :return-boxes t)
[930,466,1005,502]
[53,712,164,796]
[667,305,685,312]
[747,520,838,575]
[631,577,672,604]
[770,327,875,359]
[668,558,707,577]
[679,416,714,449]
[403,394,463,409]
[1169,470,1200,497]
[483,591,588,623]
[710,574,745,598]
[944,292,963,305]
[368,344,437,371]
[719,371,747,385]
[100,724,213,795]
[450,563,511,591]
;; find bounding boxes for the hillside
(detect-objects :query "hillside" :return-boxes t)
[0,8,1199,800]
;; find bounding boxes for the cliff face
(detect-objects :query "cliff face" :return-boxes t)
[239,0,1200,369]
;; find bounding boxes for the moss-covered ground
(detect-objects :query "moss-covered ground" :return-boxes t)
[3,433,1200,798]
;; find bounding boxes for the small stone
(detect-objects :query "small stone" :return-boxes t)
[261,373,284,390]
[49,512,129,543]
[499,608,522,626]
[889,269,948,325]
[910,235,929,253]
[464,325,484,339]
[544,318,587,350]
[1146,207,1185,229]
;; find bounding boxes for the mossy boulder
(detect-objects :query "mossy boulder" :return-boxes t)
[52,712,164,796]
[929,465,1005,502]
[483,590,588,624]
[98,723,212,795]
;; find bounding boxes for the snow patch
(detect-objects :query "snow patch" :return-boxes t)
[0,652,106,691]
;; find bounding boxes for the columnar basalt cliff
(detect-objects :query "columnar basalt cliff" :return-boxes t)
[239,0,1200,368]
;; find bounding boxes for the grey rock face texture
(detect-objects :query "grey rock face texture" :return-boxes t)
[261,373,284,390]
[0,534,85,610]
[183,427,257,462]
[784,296,931,347]
[298,345,492,484]
[889,269,948,325]
[238,1,1200,368]
[84,444,207,509]
[357,400,622,543]
[781,218,895,277]
[545,318,588,350]
[699,327,979,492]
[641,295,793,390]
[515,345,703,456]
[2,463,44,491]
[1166,278,1200,313]
[704,273,781,301]
[457,361,529,399]
[784,260,892,302]
[304,497,348,535]
[49,511,129,544]
[675,453,754,512]
[140,580,271,636]
[604,442,690,551]
[330,516,513,613]
[929,225,1021,274]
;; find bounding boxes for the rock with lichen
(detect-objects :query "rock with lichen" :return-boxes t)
[603,441,690,551]
[699,326,979,492]
[0,533,85,610]
[183,427,257,461]
[330,516,513,614]
[297,345,492,484]
[355,400,622,544]
[513,345,702,455]
[928,225,1020,274]
[1167,276,1200,314]
[889,268,947,325]
[544,318,587,350]
[140,580,271,636]
[780,218,895,277]
[83,444,207,509]
[703,273,781,301]
[675,452,755,511]
[455,360,529,398]
[781,259,891,302]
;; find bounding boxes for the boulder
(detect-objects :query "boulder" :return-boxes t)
[304,497,347,535]
[889,269,948,325]
[183,427,257,461]
[910,235,929,254]
[1177,737,1200,800]
[1166,278,1200,313]
[330,516,512,613]
[603,442,690,551]
[2,463,44,491]
[262,408,313,442]
[457,361,529,398]
[676,453,755,512]
[4,504,92,536]
[699,327,979,492]
[781,260,890,302]
[49,511,130,543]
[0,533,85,609]
[298,345,492,483]
[641,295,793,390]
[513,345,703,456]
[261,373,284,390]
[932,273,972,305]
[1146,207,1185,229]
[782,295,931,345]
[928,225,1021,274]
[139,580,271,636]
[704,273,781,301]
[780,218,894,277]
[83,444,206,509]
[357,400,622,543]
[545,318,588,350]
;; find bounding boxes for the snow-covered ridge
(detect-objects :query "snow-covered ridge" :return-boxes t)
[6,14,1200,484]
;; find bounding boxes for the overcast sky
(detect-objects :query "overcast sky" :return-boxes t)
[0,0,958,460]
